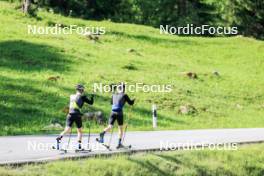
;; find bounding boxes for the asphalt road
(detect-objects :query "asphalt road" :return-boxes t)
[1,128,264,165]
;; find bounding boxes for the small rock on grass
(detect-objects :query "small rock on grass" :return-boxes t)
[127,48,136,52]
[127,48,142,56]
[178,104,197,115]
[236,104,243,109]
[187,72,198,79]
[48,76,60,81]
[180,72,198,79]
[212,70,220,77]
[42,123,63,131]
[84,31,100,42]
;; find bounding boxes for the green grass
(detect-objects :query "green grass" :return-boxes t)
[0,1,264,135]
[1,144,264,176]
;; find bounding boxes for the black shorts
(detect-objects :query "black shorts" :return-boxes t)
[109,111,123,126]
[66,113,82,128]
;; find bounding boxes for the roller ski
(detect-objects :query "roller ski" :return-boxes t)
[51,146,68,153]
[116,143,132,149]
[96,132,111,150]
[74,148,91,153]
[51,137,68,153]
[74,142,91,153]
[95,137,111,150]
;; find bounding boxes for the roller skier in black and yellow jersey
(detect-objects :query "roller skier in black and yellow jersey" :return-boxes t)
[56,84,94,150]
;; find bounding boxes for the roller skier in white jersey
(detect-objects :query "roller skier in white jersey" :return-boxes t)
[55,84,94,150]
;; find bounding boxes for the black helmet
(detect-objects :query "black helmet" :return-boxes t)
[76,84,85,90]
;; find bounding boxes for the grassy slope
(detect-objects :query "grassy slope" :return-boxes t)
[0,2,264,135]
[1,144,264,176]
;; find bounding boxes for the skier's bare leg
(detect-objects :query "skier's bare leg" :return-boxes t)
[56,126,71,141]
[77,127,83,149]
[117,125,123,147]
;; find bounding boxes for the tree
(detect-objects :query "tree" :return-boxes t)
[22,0,31,13]
[233,0,264,39]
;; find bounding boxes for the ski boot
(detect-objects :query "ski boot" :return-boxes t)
[55,136,62,150]
[116,143,124,149]
[78,141,82,150]
[98,132,104,143]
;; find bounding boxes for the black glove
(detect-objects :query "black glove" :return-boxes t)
[87,94,95,99]
[131,99,135,105]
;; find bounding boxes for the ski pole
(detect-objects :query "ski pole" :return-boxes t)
[66,128,72,150]
[122,106,132,144]
[56,137,60,150]
[87,121,91,150]
[122,124,128,144]
[108,125,114,147]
